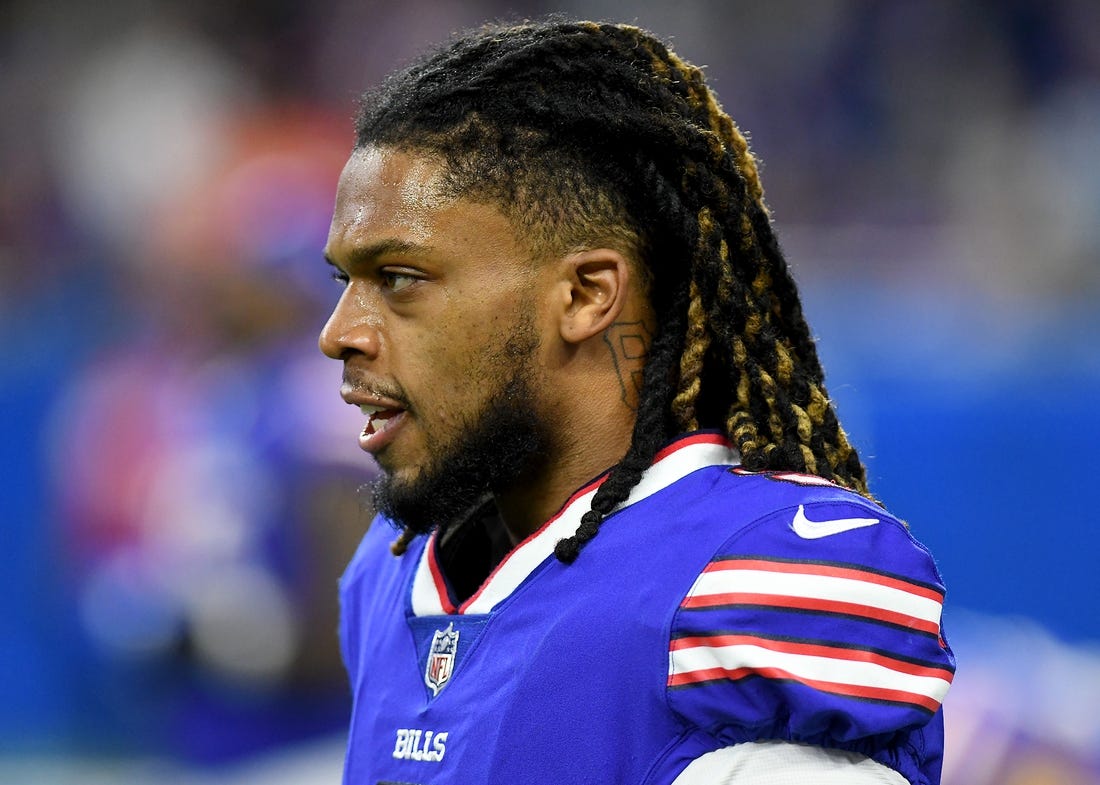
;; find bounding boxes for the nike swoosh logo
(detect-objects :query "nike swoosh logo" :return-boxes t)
[791,504,879,539]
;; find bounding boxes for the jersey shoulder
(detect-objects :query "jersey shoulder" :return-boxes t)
[665,468,954,784]
[712,467,942,576]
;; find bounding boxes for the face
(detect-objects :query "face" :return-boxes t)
[320,145,554,533]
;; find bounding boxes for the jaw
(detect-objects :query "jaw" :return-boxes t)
[370,438,427,486]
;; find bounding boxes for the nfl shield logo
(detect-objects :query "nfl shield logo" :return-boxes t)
[425,622,459,696]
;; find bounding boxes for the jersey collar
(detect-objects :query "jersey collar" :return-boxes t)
[410,432,739,617]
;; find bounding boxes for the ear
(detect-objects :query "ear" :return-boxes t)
[555,248,632,345]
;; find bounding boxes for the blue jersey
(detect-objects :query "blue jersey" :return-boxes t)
[339,432,954,784]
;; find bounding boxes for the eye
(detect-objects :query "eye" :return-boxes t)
[380,270,419,293]
[330,269,350,287]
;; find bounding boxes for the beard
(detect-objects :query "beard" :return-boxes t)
[370,321,551,538]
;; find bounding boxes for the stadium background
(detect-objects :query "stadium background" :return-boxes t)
[1,0,1098,782]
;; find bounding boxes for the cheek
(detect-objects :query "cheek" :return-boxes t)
[406,326,486,411]
[429,306,507,366]
[404,293,537,410]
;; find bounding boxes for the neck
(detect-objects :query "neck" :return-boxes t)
[493,392,636,545]
[492,292,655,544]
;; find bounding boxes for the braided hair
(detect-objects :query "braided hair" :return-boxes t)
[355,19,872,563]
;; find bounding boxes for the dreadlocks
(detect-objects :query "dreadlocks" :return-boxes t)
[355,19,872,563]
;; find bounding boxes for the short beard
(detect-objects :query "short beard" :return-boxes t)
[370,326,550,539]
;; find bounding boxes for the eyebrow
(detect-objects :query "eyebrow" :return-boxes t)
[324,238,434,269]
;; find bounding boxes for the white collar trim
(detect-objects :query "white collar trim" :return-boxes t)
[410,433,739,617]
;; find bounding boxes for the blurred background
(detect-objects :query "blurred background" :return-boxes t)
[1,0,1097,783]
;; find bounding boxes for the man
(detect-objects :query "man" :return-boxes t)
[320,19,954,785]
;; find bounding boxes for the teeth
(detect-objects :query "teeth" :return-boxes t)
[360,404,386,416]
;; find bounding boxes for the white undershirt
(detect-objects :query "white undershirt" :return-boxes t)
[672,740,910,784]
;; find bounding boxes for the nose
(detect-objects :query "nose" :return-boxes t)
[318,287,382,361]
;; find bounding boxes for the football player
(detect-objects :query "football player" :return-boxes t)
[320,19,954,785]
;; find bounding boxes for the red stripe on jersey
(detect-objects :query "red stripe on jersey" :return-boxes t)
[669,634,955,681]
[667,665,943,713]
[681,591,940,636]
[703,558,945,603]
[653,432,731,463]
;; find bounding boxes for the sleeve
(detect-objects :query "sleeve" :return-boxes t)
[666,496,955,785]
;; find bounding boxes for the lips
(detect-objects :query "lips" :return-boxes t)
[361,411,406,453]
[360,404,403,435]
[338,376,409,455]
[347,398,408,455]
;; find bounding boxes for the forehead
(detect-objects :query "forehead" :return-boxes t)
[328,145,453,246]
[325,145,537,277]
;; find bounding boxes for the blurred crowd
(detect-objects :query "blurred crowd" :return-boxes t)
[1,0,1098,782]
